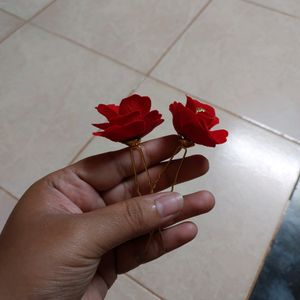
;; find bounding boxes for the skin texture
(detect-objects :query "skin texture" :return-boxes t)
[0,135,215,300]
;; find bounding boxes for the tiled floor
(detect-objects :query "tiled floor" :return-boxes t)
[245,0,300,18]
[0,1,300,299]
[0,0,54,19]
[0,9,23,41]
[152,0,300,142]
[32,0,210,73]
[250,179,300,300]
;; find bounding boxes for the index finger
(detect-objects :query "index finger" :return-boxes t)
[71,135,181,192]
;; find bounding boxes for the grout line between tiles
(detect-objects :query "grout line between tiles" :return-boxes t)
[0,0,57,45]
[148,76,300,146]
[241,116,300,145]
[0,19,25,44]
[0,186,18,201]
[289,171,300,198]
[29,0,213,78]
[245,202,290,300]
[26,0,57,22]
[0,8,25,21]
[30,22,146,77]
[245,171,300,300]
[147,0,213,76]
[125,274,165,300]
[242,0,300,21]
[68,136,95,165]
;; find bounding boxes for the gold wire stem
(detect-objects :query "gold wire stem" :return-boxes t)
[143,228,166,261]
[129,147,141,197]
[171,147,188,192]
[152,145,182,191]
[137,145,154,194]
[143,230,154,258]
[158,227,166,253]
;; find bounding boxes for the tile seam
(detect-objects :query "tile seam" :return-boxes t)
[242,0,300,21]
[30,22,146,77]
[245,172,300,300]
[245,201,290,300]
[0,7,25,21]
[125,273,165,300]
[68,136,95,165]
[147,0,213,76]
[0,186,18,201]
[0,19,25,44]
[26,0,57,22]
[148,75,300,146]
[0,0,57,45]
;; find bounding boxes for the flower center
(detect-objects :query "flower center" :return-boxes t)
[124,139,141,147]
[196,108,206,113]
[179,137,195,148]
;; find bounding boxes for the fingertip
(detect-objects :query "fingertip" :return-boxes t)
[201,190,215,211]
[189,190,215,213]
[184,221,198,240]
[193,154,209,175]
[175,222,198,245]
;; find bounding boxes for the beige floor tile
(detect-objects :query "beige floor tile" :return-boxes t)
[106,275,159,300]
[77,78,300,300]
[0,0,53,19]
[152,0,300,142]
[0,24,143,198]
[0,10,23,41]
[0,190,17,233]
[245,0,300,18]
[32,0,209,72]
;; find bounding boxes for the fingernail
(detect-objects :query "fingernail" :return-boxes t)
[155,192,184,218]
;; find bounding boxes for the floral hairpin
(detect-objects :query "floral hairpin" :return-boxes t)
[93,93,228,256]
[93,94,228,194]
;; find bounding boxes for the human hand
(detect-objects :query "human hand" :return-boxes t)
[0,135,214,300]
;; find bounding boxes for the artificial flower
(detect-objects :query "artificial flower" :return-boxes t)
[93,94,163,143]
[169,96,228,147]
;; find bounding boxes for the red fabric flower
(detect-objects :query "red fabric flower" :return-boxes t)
[93,94,164,143]
[169,96,228,147]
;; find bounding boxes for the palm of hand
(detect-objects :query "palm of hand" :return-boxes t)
[0,136,213,300]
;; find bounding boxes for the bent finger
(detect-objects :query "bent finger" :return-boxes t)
[115,222,198,274]
[72,135,181,191]
[102,155,209,203]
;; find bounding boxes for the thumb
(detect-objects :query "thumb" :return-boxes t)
[78,192,184,255]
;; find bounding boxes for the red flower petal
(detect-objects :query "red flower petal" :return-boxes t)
[209,129,228,144]
[169,98,228,147]
[96,104,119,121]
[92,123,111,130]
[110,111,140,125]
[93,94,163,142]
[93,121,145,142]
[119,94,151,115]
[169,104,180,133]
[143,110,164,135]
[207,116,219,129]
[169,102,185,134]
[182,122,217,147]
[171,102,203,136]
